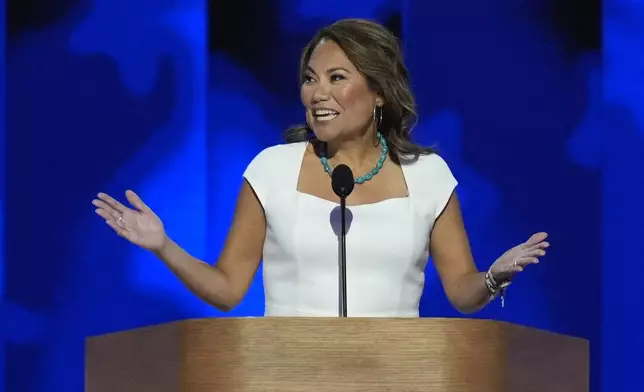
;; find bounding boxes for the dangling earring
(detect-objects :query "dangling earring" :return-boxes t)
[372,105,383,146]
[373,105,382,132]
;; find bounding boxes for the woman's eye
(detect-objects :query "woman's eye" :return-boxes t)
[331,74,345,82]
[303,75,315,84]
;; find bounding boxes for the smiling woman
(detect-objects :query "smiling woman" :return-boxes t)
[285,19,431,164]
[94,18,549,317]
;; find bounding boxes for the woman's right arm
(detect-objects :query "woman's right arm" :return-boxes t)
[94,181,265,312]
[155,181,266,311]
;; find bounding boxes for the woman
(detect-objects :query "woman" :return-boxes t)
[92,19,548,316]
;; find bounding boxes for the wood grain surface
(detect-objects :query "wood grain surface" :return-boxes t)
[85,317,588,392]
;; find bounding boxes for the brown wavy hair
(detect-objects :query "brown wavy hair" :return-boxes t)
[284,18,436,163]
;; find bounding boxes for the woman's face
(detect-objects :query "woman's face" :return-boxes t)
[301,40,381,143]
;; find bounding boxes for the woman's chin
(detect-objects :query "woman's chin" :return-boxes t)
[311,128,340,143]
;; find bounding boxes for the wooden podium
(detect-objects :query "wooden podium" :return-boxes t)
[85,317,588,392]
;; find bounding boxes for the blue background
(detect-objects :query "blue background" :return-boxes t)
[2,0,641,391]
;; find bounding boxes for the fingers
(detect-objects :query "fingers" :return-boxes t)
[105,215,144,245]
[93,199,122,220]
[125,190,150,212]
[509,265,523,273]
[495,233,549,279]
[531,241,550,250]
[522,248,547,258]
[506,257,539,274]
[93,193,136,231]
[96,192,129,214]
[94,191,147,244]
[106,218,128,237]
[93,191,147,223]
[94,205,118,221]
[523,232,548,247]
[97,207,129,234]
[517,256,540,266]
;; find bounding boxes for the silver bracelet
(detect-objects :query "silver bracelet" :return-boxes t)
[485,269,512,307]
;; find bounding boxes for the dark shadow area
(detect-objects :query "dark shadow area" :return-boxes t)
[6,0,83,37]
[208,0,401,101]
[536,0,601,54]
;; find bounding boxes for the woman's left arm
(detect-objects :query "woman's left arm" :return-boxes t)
[429,192,489,313]
[429,192,549,314]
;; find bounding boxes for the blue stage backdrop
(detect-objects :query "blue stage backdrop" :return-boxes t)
[602,1,644,391]
[1,1,5,390]
[3,1,639,392]
[4,0,208,391]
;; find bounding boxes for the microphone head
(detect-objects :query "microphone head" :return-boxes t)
[331,164,355,198]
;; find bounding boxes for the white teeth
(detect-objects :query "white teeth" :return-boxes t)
[314,109,339,116]
[316,114,337,121]
[314,109,339,121]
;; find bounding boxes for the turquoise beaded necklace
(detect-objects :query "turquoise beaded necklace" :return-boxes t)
[320,132,388,184]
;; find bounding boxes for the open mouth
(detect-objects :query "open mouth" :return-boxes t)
[313,109,339,122]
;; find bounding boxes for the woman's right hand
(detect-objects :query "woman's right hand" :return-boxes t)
[92,190,167,252]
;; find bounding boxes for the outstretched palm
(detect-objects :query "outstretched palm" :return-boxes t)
[92,190,166,251]
[490,232,550,282]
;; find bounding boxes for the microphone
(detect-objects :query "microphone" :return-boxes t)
[331,164,354,318]
[332,164,355,198]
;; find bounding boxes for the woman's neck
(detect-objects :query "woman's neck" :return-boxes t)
[325,134,381,169]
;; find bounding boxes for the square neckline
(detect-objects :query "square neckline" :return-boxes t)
[294,141,411,208]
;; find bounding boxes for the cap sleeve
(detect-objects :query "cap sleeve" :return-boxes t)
[243,147,273,209]
[243,142,307,210]
[426,154,458,219]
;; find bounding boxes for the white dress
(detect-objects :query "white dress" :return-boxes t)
[243,141,457,317]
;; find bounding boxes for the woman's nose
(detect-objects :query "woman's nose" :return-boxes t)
[312,82,331,102]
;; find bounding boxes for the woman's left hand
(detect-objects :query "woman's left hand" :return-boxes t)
[489,232,549,282]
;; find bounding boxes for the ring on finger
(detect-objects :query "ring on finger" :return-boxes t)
[118,216,123,222]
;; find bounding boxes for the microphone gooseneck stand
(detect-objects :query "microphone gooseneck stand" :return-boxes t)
[339,194,348,318]
[331,164,354,318]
